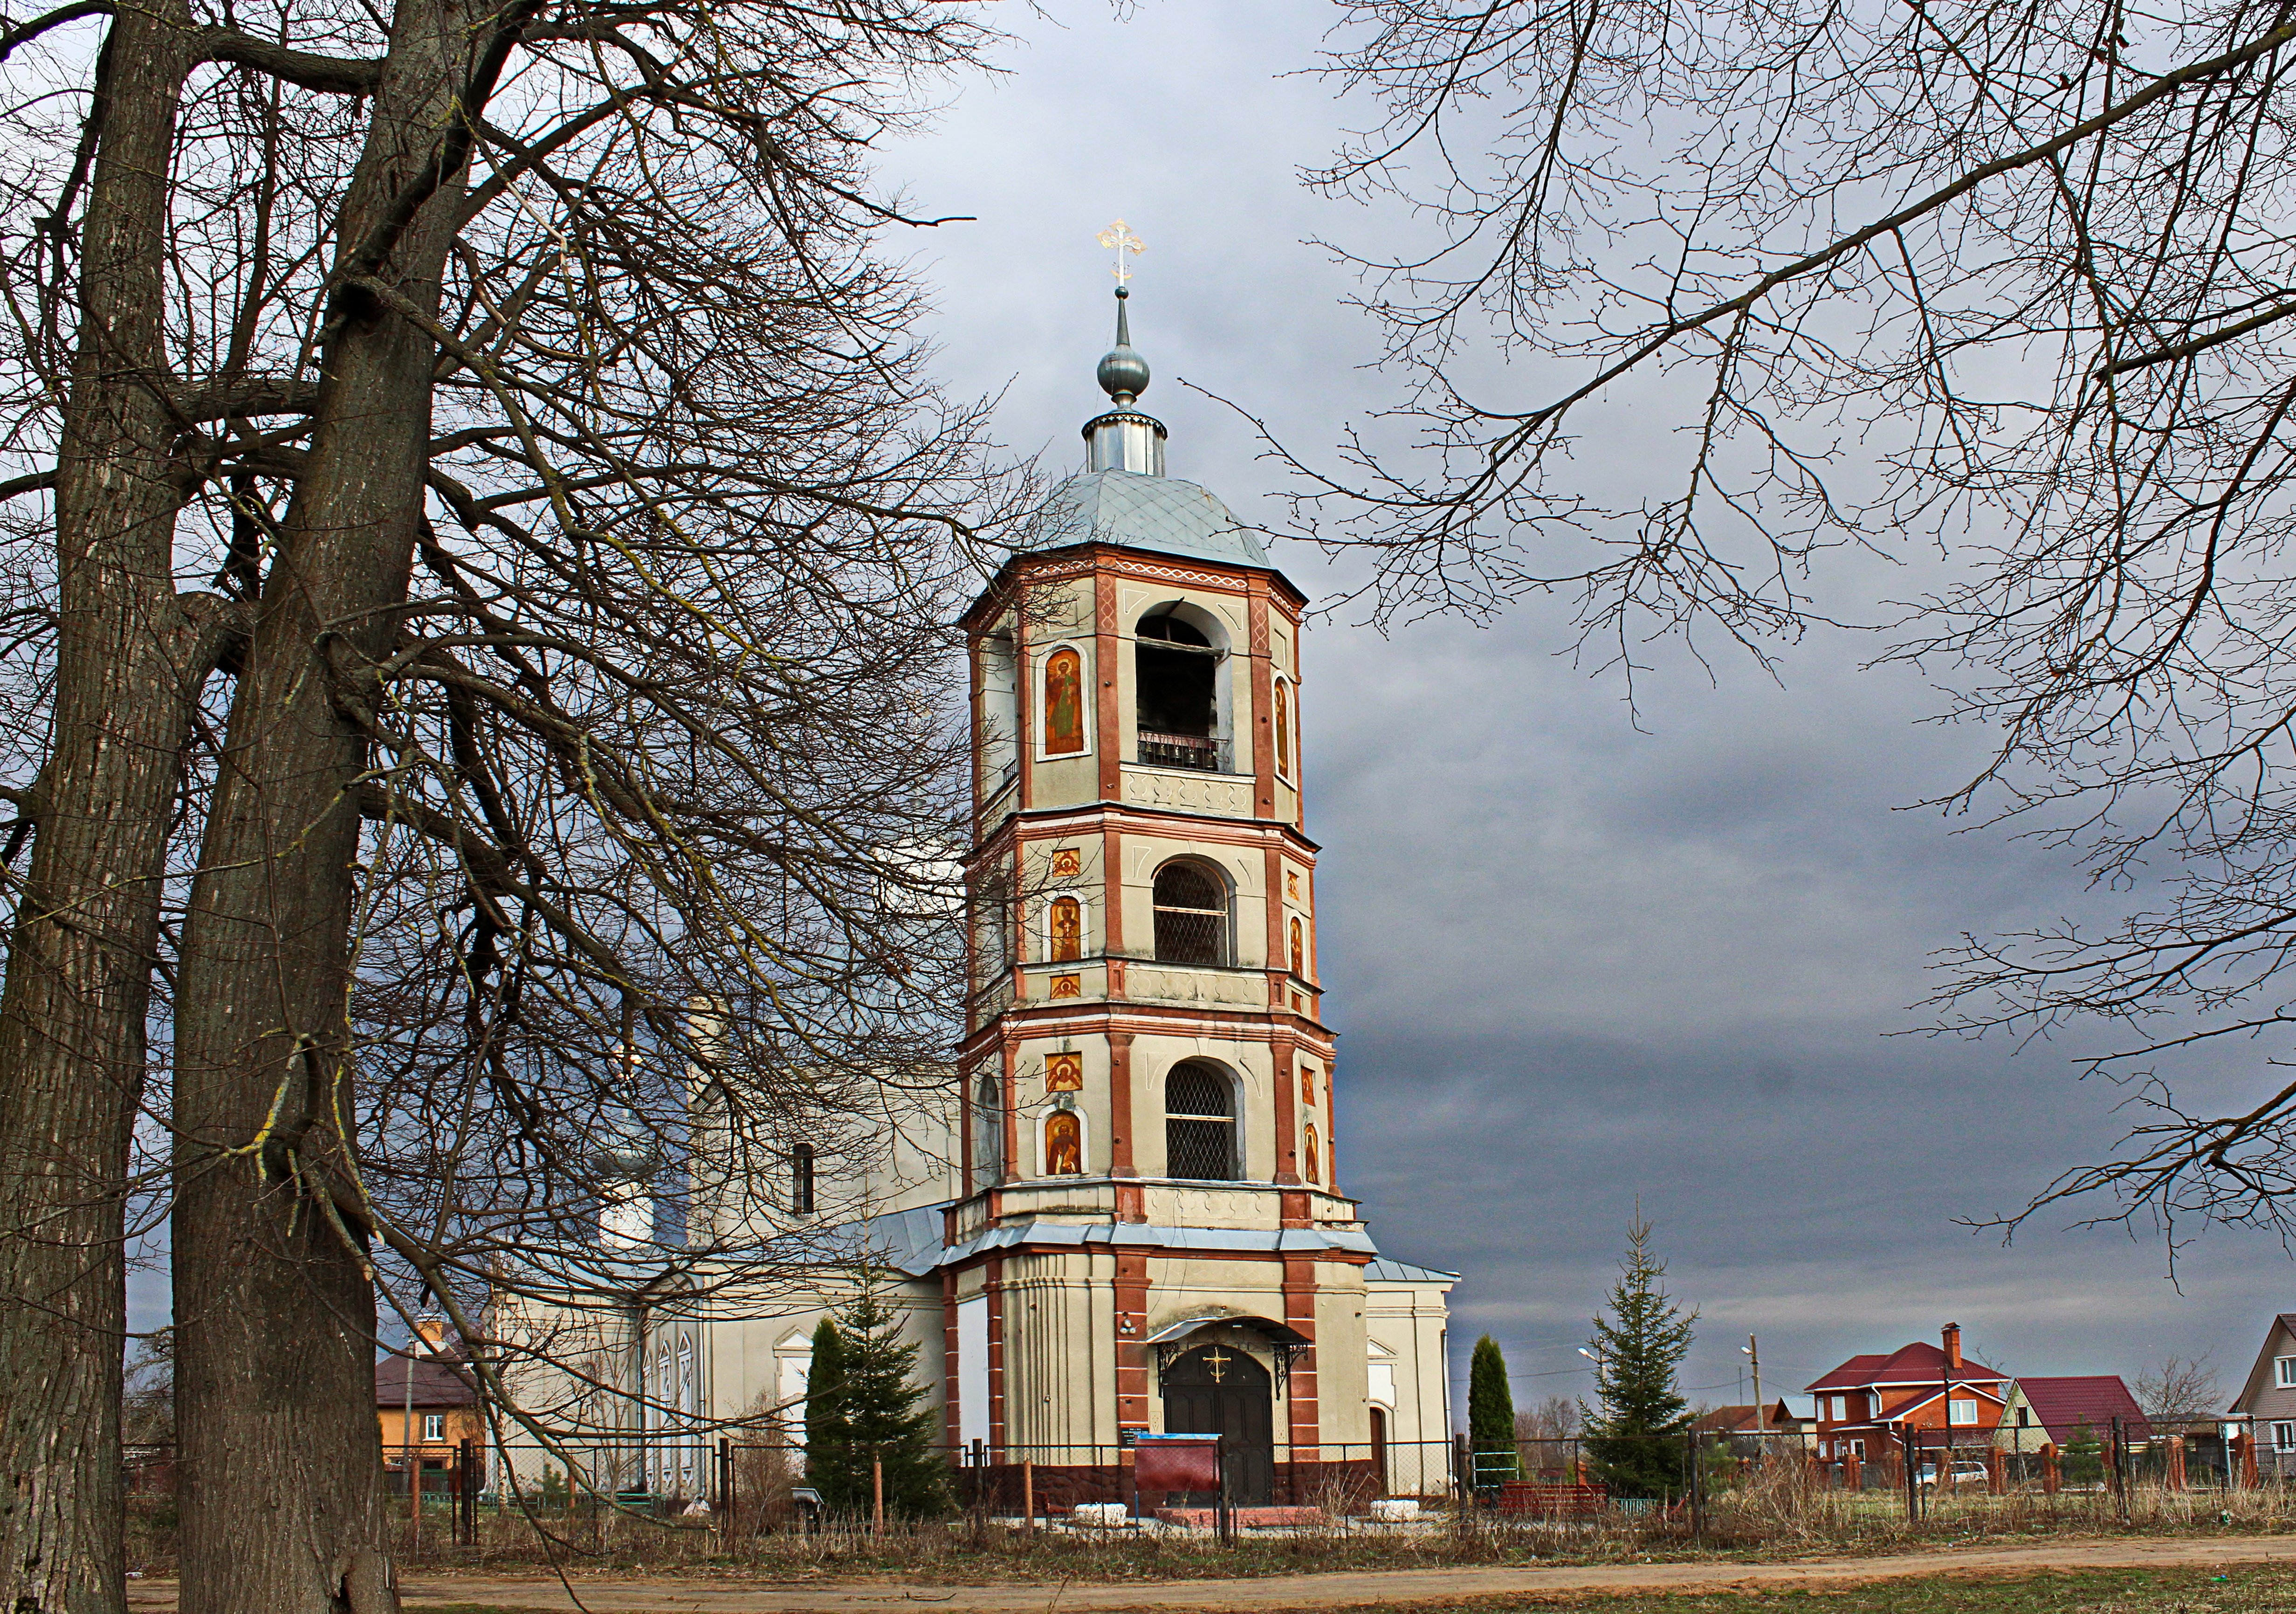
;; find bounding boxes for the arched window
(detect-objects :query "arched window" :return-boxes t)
[1044,646,1085,754]
[1044,1111,1082,1175]
[790,1142,815,1215]
[1153,860,1229,966]
[1164,1060,1238,1180]
[1289,916,1306,977]
[1303,1124,1321,1186]
[1048,895,1083,961]
[1137,611,1220,770]
[1274,680,1291,776]
[973,1074,1004,1184]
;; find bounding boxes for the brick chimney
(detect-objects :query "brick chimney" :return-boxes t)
[414,1313,449,1356]
[1942,1322,1963,1373]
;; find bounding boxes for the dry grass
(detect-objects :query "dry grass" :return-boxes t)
[277,1477,2296,1585]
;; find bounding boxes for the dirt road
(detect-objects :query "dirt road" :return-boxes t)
[123,1531,2296,1612]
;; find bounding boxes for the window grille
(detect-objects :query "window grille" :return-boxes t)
[1153,862,1229,966]
[790,1141,815,1215]
[1165,1061,1237,1180]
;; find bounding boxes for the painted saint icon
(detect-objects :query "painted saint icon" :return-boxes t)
[1049,895,1083,961]
[1045,1052,1084,1092]
[1274,680,1291,776]
[1303,1124,1321,1186]
[1044,646,1085,754]
[1299,1064,1317,1105]
[1289,916,1306,977]
[1045,1110,1083,1175]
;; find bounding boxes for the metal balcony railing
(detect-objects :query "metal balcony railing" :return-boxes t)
[1138,730,1223,772]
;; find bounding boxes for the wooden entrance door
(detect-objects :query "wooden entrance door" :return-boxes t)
[1161,1343,1275,1504]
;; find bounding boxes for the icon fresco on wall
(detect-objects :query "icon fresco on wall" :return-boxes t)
[1052,847,1083,878]
[1046,1052,1084,1092]
[1045,1111,1083,1175]
[1045,646,1085,754]
[1049,895,1083,961]
[1050,973,1082,999]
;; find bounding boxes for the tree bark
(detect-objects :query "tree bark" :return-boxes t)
[171,5,491,1609]
[0,7,206,1612]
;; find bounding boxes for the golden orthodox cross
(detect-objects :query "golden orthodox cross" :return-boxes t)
[1202,1346,1230,1384]
[1098,219,1145,284]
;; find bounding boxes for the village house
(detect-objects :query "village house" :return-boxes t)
[375,1315,484,1498]
[1993,1375,2148,1455]
[2229,1313,2296,1476]
[1806,1324,2008,1460]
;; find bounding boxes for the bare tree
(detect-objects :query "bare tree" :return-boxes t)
[1293,0,2296,1241]
[0,0,1020,1607]
[2137,1354,2223,1423]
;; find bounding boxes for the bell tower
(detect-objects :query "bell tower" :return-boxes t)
[943,283,1376,1488]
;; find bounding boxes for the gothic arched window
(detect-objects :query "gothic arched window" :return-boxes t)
[1044,646,1085,754]
[1289,916,1306,977]
[790,1142,815,1215]
[1164,1060,1238,1180]
[1274,680,1291,776]
[1045,1111,1082,1175]
[1153,860,1229,966]
[1048,895,1083,961]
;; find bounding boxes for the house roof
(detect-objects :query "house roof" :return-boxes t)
[1364,1257,1460,1285]
[1692,1400,1805,1435]
[2012,1376,2151,1442]
[1807,1340,2004,1392]
[2231,1315,2296,1414]
[373,1351,479,1409]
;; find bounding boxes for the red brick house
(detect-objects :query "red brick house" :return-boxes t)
[1806,1324,2008,1459]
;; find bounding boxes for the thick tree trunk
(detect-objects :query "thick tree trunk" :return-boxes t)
[171,7,485,1610]
[0,10,205,1613]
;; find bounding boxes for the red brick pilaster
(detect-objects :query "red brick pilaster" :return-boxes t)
[987,1257,1007,1457]
[1247,581,1274,818]
[1273,1038,1299,1188]
[1282,1255,1320,1458]
[1095,569,1122,798]
[1115,1250,1151,1432]
[1108,1030,1138,1189]
[942,1271,962,1450]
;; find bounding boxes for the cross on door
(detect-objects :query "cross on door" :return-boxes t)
[1201,1346,1231,1384]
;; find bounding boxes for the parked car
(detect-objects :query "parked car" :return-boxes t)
[1917,1462,1990,1486]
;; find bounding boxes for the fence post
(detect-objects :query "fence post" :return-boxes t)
[2166,1435,2186,1492]
[1902,1426,1920,1522]
[1453,1432,1471,1509]
[1685,1429,1701,1540]
[1986,1445,2005,1497]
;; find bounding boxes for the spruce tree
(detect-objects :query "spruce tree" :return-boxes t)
[803,1316,850,1499]
[1580,1213,1697,1498]
[1468,1335,1519,1486]
[804,1282,951,1517]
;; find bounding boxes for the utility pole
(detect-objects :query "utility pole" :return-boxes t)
[1742,1336,1764,1435]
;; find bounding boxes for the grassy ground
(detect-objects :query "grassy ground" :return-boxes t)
[1334,1562,2296,1613]
[403,1563,2296,1614]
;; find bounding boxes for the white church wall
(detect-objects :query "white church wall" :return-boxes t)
[1366,1275,1457,1449]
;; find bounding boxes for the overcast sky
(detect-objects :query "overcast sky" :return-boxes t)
[875,0,2284,1415]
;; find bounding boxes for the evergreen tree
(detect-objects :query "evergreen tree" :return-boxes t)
[803,1281,951,1517]
[1468,1335,1519,1486]
[1580,1213,1697,1498]
[803,1316,851,1499]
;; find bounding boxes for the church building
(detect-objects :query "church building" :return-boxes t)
[509,287,1457,1509]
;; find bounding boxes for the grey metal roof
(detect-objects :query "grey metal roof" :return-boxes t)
[1364,1257,1460,1284]
[1024,470,1269,569]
